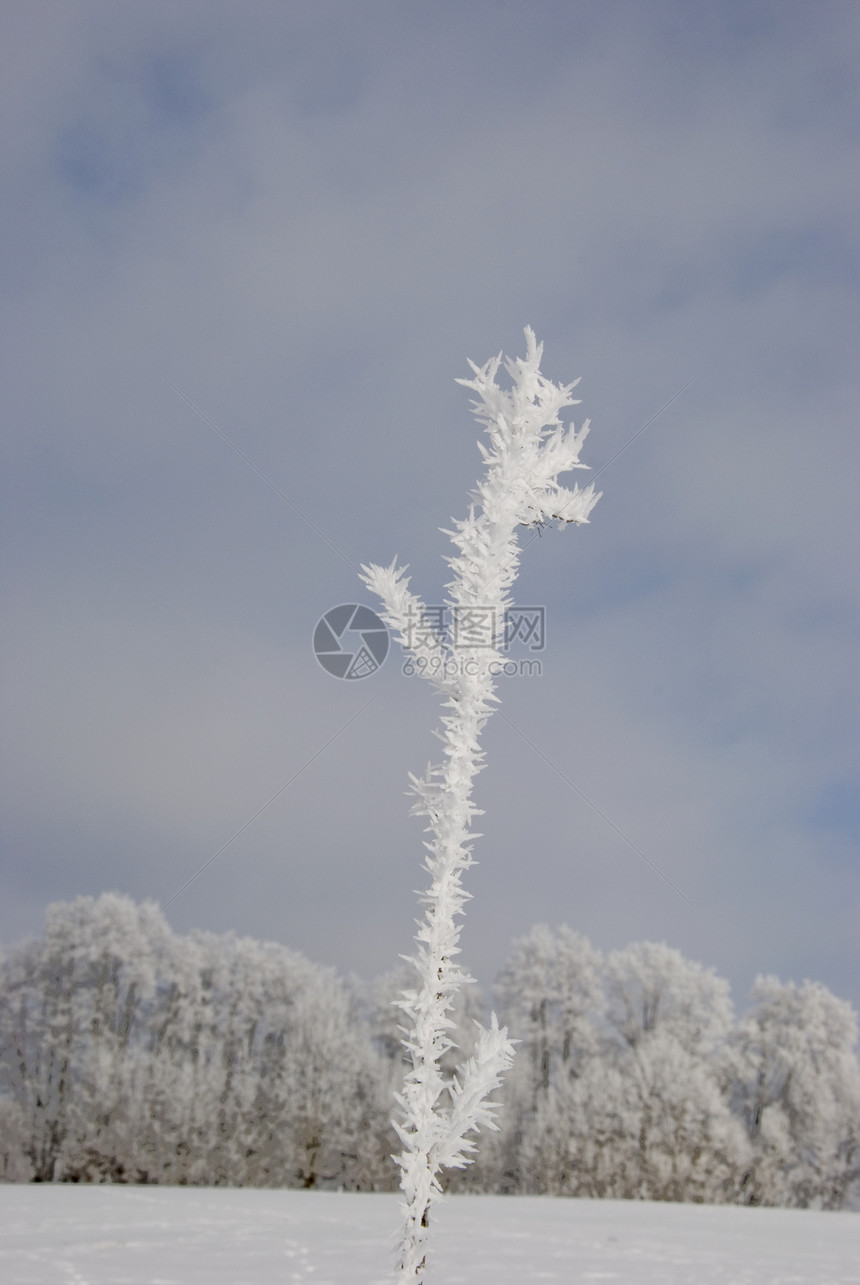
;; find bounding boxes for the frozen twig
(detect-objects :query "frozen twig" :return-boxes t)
[362,328,600,1282]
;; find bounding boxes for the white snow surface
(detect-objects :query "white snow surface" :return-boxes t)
[1,1187,858,1284]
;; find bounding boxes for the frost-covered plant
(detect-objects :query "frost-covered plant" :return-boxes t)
[730,977,860,1208]
[361,328,600,1281]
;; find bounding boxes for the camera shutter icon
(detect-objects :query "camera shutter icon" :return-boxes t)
[313,604,389,679]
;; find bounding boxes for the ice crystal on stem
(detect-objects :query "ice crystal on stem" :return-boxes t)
[362,328,600,1282]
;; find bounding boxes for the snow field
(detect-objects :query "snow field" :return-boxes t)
[0,1187,858,1285]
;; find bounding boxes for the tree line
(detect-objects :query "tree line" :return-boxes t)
[1,894,858,1207]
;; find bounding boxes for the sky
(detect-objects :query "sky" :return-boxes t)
[2,0,859,1017]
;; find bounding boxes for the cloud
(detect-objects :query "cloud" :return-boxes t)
[1,1,858,1016]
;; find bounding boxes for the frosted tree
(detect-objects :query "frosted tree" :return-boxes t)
[731,976,860,1208]
[495,923,603,1090]
[0,893,168,1182]
[362,328,600,1281]
[0,895,391,1190]
[604,940,734,1057]
[519,1031,749,1202]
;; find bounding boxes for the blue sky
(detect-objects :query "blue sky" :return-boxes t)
[2,0,858,1014]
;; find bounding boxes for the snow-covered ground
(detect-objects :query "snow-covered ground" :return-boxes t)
[0,1186,857,1284]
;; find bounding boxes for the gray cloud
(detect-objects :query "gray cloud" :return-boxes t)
[2,0,858,1014]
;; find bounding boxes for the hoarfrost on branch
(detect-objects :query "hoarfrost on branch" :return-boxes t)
[362,328,600,1280]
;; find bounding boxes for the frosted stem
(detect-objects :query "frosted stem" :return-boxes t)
[362,328,599,1283]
